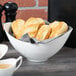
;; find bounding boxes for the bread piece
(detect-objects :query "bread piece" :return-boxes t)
[11,19,25,39]
[49,21,68,38]
[24,17,45,38]
[24,17,36,26]
[36,25,52,41]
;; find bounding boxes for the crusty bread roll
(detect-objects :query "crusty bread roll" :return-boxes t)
[49,21,68,38]
[23,17,45,38]
[36,25,52,41]
[11,19,25,39]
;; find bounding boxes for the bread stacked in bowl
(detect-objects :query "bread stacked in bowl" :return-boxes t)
[11,17,68,41]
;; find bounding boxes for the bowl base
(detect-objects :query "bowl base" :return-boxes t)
[27,58,48,62]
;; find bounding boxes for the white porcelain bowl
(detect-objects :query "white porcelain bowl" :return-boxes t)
[0,44,8,59]
[4,23,73,62]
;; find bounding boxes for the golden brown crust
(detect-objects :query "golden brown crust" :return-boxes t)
[11,18,68,41]
[36,25,52,41]
[24,17,45,38]
[49,21,68,38]
[11,17,45,39]
[11,19,25,39]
